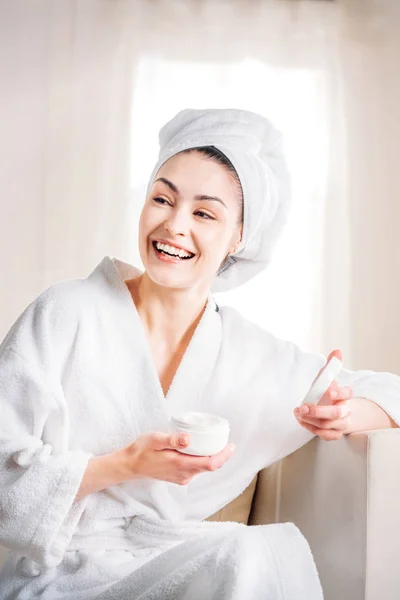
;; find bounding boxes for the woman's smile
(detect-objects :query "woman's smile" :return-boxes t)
[151,240,196,264]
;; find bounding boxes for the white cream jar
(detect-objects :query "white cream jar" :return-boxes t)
[169,411,230,456]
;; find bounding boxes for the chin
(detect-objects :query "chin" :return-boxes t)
[143,264,191,290]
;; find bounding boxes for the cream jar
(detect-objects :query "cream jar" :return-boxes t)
[169,411,230,456]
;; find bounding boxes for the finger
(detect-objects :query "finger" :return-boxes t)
[206,443,236,468]
[319,382,351,404]
[174,442,235,468]
[333,399,350,408]
[314,349,343,381]
[296,419,344,441]
[295,414,350,431]
[323,381,339,401]
[316,429,344,442]
[318,381,339,405]
[328,348,343,363]
[207,445,236,471]
[151,432,191,451]
[317,381,337,406]
[190,443,236,472]
[333,386,353,402]
[295,420,318,436]
[295,402,350,420]
[322,384,353,403]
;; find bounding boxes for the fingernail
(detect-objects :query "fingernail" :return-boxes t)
[178,435,188,445]
[229,444,236,452]
[340,406,349,418]
[331,390,338,399]
[300,405,310,415]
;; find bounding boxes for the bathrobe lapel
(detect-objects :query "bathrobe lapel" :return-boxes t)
[160,293,222,419]
[87,256,222,431]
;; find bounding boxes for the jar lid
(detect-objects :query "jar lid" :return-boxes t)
[170,411,230,431]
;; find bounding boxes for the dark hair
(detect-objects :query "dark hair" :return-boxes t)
[183,146,244,226]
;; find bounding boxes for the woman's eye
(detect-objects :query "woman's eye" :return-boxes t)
[153,197,170,206]
[195,211,214,220]
[153,198,213,220]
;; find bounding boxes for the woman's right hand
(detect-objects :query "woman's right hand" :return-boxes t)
[122,432,236,486]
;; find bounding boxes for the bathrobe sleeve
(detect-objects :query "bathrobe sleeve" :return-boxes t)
[0,284,93,567]
[271,335,400,461]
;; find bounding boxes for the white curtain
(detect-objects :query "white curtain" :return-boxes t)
[336,0,400,373]
[1,0,399,372]
[0,0,137,328]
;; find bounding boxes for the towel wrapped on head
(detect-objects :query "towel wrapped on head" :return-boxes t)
[146,108,292,292]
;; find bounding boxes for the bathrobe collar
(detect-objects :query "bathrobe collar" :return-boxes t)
[87,256,223,420]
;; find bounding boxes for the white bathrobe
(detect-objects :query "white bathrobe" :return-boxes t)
[1,256,399,600]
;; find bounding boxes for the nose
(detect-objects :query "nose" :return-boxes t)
[164,207,190,237]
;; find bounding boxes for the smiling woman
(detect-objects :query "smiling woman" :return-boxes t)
[1,108,400,600]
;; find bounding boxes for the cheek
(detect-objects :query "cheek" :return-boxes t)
[197,229,231,259]
[137,213,146,246]
[139,205,157,238]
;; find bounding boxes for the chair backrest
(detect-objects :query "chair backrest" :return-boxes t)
[206,474,258,524]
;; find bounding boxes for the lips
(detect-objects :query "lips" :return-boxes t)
[152,241,195,261]
[153,239,195,255]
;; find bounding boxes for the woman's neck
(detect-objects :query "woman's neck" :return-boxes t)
[125,272,209,350]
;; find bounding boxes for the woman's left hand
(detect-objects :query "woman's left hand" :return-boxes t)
[293,349,354,441]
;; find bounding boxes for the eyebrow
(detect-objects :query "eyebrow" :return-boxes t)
[154,177,227,209]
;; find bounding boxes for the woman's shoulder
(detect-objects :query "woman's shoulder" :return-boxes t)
[219,304,280,343]
[32,277,99,318]
[217,304,323,385]
[4,277,100,344]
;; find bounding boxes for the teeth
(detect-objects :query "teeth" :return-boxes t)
[155,242,193,258]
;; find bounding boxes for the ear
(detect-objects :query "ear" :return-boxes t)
[229,240,241,255]
[229,228,243,255]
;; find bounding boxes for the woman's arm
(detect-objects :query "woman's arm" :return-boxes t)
[294,349,400,440]
[74,451,131,502]
[346,397,399,434]
[75,432,236,502]
[295,393,399,440]
[0,291,95,567]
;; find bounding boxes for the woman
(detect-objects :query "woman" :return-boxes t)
[0,108,399,600]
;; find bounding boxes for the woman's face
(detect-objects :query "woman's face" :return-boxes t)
[139,151,242,292]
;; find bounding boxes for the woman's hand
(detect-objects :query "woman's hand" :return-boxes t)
[293,349,353,441]
[122,432,235,485]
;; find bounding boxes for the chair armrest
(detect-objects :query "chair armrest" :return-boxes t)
[249,430,400,600]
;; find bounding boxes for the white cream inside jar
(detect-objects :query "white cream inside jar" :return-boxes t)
[169,411,230,456]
